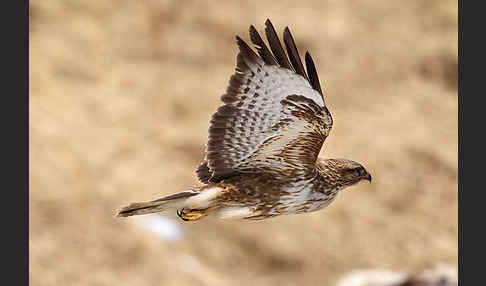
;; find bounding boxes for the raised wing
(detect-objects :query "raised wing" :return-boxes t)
[197,19,333,183]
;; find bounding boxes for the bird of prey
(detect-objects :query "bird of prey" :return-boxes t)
[116,19,371,221]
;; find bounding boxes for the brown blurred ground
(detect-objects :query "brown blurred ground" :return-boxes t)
[29,0,458,285]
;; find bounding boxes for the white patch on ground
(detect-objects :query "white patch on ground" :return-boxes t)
[132,214,183,242]
[336,269,407,286]
[336,264,458,286]
[131,215,209,279]
[418,263,458,285]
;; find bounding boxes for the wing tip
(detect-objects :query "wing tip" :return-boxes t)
[237,20,325,99]
[282,25,309,80]
[304,51,324,99]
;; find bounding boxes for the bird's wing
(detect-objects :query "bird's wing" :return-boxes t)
[197,19,333,184]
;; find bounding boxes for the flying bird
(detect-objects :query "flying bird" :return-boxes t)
[116,19,371,221]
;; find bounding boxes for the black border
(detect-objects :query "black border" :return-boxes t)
[6,0,29,284]
[459,0,479,285]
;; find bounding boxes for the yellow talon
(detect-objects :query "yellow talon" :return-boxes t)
[176,207,218,222]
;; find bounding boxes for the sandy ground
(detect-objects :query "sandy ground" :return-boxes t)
[29,0,457,285]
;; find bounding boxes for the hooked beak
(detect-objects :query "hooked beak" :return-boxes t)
[364,173,372,182]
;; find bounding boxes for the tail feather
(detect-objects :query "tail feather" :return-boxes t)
[116,191,198,217]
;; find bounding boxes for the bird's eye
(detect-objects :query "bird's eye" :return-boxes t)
[347,167,363,176]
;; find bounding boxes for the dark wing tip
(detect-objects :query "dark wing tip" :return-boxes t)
[305,51,324,101]
[236,21,325,101]
[235,35,260,67]
[249,25,277,66]
[247,20,324,96]
[235,35,248,49]
[283,26,309,81]
[264,19,292,70]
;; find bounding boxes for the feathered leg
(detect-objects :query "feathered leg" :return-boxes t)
[116,186,224,221]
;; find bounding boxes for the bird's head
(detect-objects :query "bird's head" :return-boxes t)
[316,158,372,189]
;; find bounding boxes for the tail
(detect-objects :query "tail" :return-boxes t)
[116,191,199,217]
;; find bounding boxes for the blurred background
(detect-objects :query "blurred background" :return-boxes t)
[29,0,457,285]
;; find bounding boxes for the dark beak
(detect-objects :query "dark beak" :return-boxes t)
[364,173,372,182]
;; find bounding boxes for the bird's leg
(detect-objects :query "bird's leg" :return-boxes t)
[176,206,218,222]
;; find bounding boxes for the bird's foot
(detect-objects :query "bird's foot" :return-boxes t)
[176,207,217,222]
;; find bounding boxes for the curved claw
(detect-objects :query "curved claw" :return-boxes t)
[176,207,218,222]
[176,209,190,221]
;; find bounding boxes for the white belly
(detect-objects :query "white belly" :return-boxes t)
[273,184,339,215]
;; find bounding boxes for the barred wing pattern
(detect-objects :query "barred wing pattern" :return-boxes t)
[197,20,333,183]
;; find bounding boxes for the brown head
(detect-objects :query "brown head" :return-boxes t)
[315,158,372,190]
